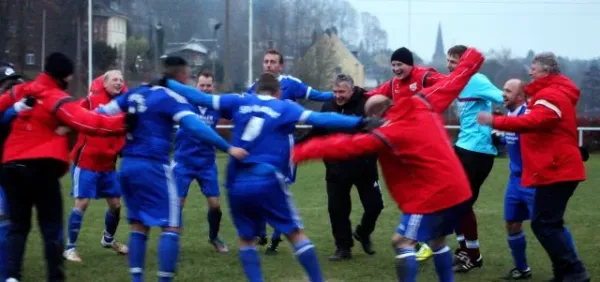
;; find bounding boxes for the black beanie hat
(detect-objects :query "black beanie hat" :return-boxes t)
[390,47,414,66]
[44,52,74,80]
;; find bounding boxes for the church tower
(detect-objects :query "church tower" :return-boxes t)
[431,22,446,64]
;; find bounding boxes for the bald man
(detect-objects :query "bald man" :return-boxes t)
[497,79,534,280]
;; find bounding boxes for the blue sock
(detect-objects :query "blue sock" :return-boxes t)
[0,220,8,281]
[395,247,417,282]
[207,208,222,240]
[294,239,323,282]
[272,230,282,241]
[508,231,529,271]
[67,208,84,249]
[158,231,180,282]
[240,246,264,282]
[432,245,454,282]
[103,207,120,243]
[128,231,147,282]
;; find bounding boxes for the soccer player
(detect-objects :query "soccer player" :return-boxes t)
[446,45,504,272]
[293,47,485,282]
[64,71,129,262]
[496,79,534,280]
[164,72,384,282]
[97,57,248,282]
[247,49,334,250]
[172,71,228,252]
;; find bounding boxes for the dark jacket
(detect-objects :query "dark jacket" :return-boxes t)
[297,86,378,182]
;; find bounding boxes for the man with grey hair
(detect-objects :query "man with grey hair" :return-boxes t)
[296,73,383,261]
[478,52,589,282]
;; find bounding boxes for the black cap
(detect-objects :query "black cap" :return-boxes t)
[390,47,414,66]
[44,52,74,80]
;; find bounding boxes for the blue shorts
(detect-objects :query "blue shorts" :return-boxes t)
[119,158,181,228]
[0,186,6,217]
[173,161,220,198]
[504,173,535,222]
[396,202,468,242]
[70,165,121,199]
[228,173,303,240]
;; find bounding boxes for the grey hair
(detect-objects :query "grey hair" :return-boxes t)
[532,52,561,74]
[334,73,354,89]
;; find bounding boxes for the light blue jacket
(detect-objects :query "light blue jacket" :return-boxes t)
[454,73,503,155]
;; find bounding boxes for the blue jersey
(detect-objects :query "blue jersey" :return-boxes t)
[454,73,503,155]
[173,105,221,167]
[246,74,333,102]
[101,85,197,163]
[504,104,527,175]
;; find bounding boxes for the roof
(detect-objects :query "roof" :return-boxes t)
[165,40,208,55]
[93,1,129,19]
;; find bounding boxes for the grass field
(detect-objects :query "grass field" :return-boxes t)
[18,156,600,282]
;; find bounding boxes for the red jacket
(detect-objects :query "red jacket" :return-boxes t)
[294,48,484,214]
[70,76,127,171]
[365,66,446,102]
[492,74,585,187]
[0,73,125,174]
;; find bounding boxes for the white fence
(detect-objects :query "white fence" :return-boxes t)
[213,125,600,147]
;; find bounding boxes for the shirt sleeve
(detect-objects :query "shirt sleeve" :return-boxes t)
[50,97,126,136]
[97,94,128,115]
[0,106,18,124]
[492,98,561,132]
[179,114,231,152]
[212,94,243,113]
[166,79,218,109]
[159,88,198,123]
[472,74,504,104]
[293,131,389,163]
[424,71,447,87]
[290,78,333,101]
[365,79,392,99]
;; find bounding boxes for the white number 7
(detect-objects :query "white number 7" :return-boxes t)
[241,116,265,141]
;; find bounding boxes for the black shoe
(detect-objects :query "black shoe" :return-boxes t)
[501,268,532,280]
[453,254,483,273]
[352,230,375,255]
[265,238,282,255]
[257,235,268,246]
[452,249,468,266]
[328,248,352,261]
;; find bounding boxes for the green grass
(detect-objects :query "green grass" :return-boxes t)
[19,156,600,282]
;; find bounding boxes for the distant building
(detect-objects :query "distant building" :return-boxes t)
[165,38,209,71]
[298,29,365,88]
[431,22,446,65]
[87,0,129,70]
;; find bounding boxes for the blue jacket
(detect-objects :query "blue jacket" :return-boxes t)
[455,73,503,155]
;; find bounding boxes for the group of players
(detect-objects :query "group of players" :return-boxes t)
[0,41,589,282]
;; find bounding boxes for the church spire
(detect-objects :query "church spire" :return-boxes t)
[432,22,446,64]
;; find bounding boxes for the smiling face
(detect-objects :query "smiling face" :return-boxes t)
[333,82,353,106]
[103,71,124,96]
[391,60,412,80]
[196,74,214,94]
[502,79,525,110]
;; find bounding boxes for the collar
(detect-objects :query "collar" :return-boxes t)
[507,103,526,116]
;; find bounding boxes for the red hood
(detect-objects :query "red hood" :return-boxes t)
[525,74,580,105]
[89,75,128,97]
[25,73,62,98]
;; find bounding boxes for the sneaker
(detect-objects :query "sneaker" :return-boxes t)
[453,254,483,273]
[101,236,129,255]
[453,249,468,266]
[209,237,229,253]
[352,230,375,255]
[265,238,282,255]
[328,248,352,261]
[501,268,532,280]
[257,235,268,246]
[415,243,433,262]
[63,248,82,262]
[6,278,20,282]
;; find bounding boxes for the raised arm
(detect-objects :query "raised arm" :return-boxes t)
[179,114,232,153]
[166,79,216,108]
[293,131,389,163]
[472,74,503,104]
[421,47,485,114]
[365,79,392,99]
[52,98,125,136]
[490,98,561,133]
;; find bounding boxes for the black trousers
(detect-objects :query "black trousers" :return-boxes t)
[454,146,495,206]
[531,181,588,280]
[326,177,383,249]
[2,159,66,282]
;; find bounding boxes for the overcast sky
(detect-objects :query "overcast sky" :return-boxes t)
[347,0,600,61]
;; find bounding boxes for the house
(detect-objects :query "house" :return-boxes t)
[296,29,365,89]
[165,38,209,71]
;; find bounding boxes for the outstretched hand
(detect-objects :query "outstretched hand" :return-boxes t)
[228,147,249,160]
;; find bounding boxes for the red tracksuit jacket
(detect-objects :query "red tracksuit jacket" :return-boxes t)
[492,74,585,187]
[71,76,127,171]
[365,66,446,102]
[0,73,125,175]
[294,48,484,214]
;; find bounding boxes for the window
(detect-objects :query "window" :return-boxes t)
[26,53,35,65]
